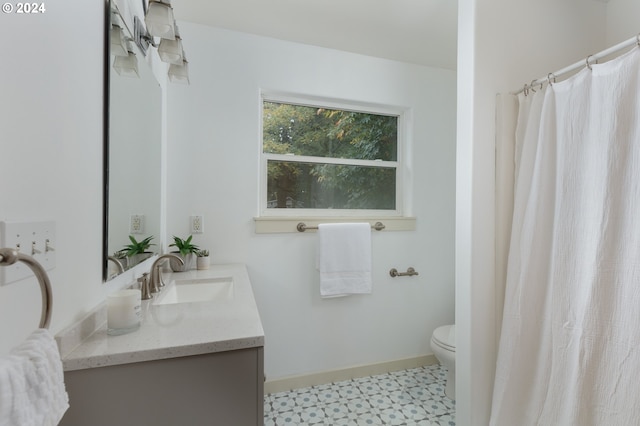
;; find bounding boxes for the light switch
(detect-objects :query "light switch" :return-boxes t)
[0,221,56,286]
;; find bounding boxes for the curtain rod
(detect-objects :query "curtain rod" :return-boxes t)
[513,33,640,95]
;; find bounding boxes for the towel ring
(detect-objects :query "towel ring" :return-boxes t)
[0,248,52,329]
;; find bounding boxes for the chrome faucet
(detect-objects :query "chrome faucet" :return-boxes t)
[138,272,152,300]
[149,254,184,293]
[107,256,125,274]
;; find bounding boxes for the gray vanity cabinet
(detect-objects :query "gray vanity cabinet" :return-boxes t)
[59,347,264,426]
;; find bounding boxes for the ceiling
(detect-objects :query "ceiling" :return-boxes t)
[171,0,458,70]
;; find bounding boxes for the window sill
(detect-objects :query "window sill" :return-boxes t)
[253,216,416,234]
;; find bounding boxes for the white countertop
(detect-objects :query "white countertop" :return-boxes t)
[59,264,264,372]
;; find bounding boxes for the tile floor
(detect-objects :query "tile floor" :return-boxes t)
[264,364,455,425]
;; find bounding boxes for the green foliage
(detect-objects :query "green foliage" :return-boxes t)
[169,235,199,256]
[121,235,154,257]
[196,249,210,257]
[263,101,398,209]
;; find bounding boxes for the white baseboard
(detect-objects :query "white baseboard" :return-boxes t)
[265,354,438,395]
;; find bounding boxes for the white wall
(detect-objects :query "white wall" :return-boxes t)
[458,0,638,424]
[0,0,108,353]
[606,0,640,46]
[167,24,457,379]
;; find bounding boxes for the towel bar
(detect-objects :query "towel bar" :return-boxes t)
[0,248,52,329]
[389,267,419,277]
[297,221,385,232]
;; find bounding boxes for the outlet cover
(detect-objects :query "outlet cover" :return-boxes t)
[190,215,204,234]
[130,214,145,234]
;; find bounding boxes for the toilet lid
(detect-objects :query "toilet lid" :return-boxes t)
[433,325,455,351]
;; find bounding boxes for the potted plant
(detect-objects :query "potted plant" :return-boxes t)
[196,249,210,270]
[121,235,154,267]
[169,235,199,271]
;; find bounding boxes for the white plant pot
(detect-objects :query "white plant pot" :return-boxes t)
[169,252,196,272]
[197,256,210,270]
[128,252,153,268]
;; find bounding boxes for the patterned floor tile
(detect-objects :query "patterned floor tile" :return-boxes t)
[400,403,430,422]
[431,413,456,426]
[264,365,454,425]
[323,400,352,419]
[378,407,411,425]
[292,388,319,408]
[270,392,299,413]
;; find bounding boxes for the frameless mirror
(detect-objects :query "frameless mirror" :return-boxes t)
[105,1,162,280]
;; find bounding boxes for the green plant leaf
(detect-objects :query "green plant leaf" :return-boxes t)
[169,235,199,255]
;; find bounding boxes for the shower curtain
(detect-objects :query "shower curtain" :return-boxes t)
[491,47,640,425]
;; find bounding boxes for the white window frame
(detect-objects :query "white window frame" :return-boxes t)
[256,91,416,233]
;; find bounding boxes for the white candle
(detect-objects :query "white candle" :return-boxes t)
[107,289,141,335]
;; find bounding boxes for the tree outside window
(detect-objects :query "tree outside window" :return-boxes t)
[262,100,399,211]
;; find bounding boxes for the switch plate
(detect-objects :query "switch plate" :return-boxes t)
[190,215,204,234]
[0,221,56,286]
[130,214,145,234]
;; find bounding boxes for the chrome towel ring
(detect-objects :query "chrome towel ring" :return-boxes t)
[0,248,52,329]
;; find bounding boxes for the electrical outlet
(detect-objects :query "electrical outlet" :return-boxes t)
[190,215,204,234]
[130,214,144,234]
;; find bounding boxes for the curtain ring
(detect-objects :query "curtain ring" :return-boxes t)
[547,73,556,85]
[523,84,529,96]
[586,54,596,70]
[636,33,640,47]
[529,79,537,93]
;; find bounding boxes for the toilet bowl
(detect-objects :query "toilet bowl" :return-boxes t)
[430,324,455,399]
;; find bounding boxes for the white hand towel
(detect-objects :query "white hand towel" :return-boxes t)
[0,329,69,426]
[317,223,372,298]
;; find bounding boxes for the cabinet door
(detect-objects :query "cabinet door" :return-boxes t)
[61,348,264,426]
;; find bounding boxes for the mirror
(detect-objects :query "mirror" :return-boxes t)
[105,1,162,280]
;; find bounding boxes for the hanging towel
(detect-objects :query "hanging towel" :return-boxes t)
[0,329,69,426]
[317,223,372,298]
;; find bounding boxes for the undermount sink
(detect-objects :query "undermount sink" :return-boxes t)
[153,277,234,305]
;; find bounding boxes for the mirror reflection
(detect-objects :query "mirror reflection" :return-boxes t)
[106,4,162,280]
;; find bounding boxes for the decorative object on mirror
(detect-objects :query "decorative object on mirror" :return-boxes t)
[196,249,210,270]
[122,235,155,256]
[168,235,199,272]
[168,52,189,84]
[107,254,126,278]
[157,23,183,64]
[133,15,152,56]
[113,42,139,78]
[135,0,190,83]
[144,0,175,40]
[121,235,155,266]
[110,24,128,57]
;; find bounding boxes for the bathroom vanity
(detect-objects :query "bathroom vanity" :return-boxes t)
[57,264,265,426]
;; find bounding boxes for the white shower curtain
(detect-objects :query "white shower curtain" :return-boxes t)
[491,47,640,425]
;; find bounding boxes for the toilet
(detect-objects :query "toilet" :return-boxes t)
[430,324,456,399]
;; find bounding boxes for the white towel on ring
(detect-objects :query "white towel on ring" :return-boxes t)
[317,223,372,298]
[0,329,69,426]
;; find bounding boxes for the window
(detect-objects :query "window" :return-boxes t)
[260,94,403,217]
